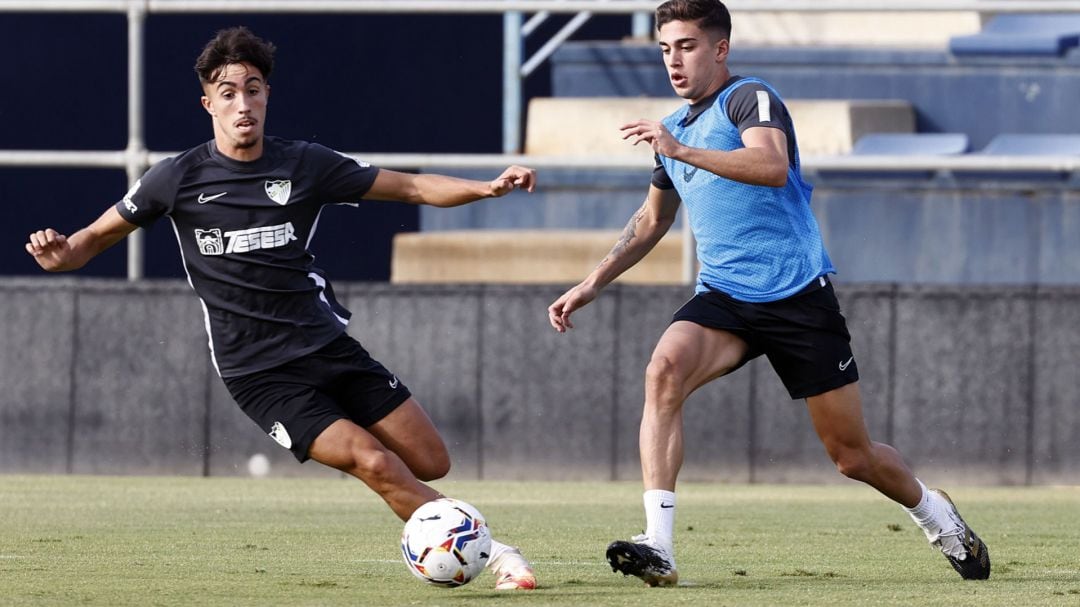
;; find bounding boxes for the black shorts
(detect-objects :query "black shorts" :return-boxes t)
[222,332,412,462]
[672,277,858,399]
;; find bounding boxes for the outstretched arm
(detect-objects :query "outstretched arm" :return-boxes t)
[25,206,137,272]
[548,185,681,332]
[363,165,536,207]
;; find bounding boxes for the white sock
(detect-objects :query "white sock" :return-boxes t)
[903,479,934,524]
[487,539,512,568]
[643,489,676,550]
[903,479,958,538]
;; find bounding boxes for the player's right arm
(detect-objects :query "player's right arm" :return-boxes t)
[25,206,137,272]
[548,185,680,333]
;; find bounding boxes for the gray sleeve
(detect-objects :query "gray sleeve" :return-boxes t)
[650,154,675,190]
[725,83,798,168]
[726,83,787,134]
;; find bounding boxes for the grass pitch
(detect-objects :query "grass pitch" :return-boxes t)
[1,476,1077,606]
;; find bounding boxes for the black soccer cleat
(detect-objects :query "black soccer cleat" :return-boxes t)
[931,489,991,580]
[605,537,679,587]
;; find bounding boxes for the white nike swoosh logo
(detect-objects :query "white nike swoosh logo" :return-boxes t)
[389,376,399,389]
[839,356,854,371]
[197,192,227,204]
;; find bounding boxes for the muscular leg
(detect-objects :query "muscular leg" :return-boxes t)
[367,398,451,482]
[606,322,749,585]
[641,321,749,490]
[806,383,993,580]
[805,382,921,507]
[307,397,448,521]
[312,398,536,587]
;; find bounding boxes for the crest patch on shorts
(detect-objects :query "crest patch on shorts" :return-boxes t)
[269,421,293,449]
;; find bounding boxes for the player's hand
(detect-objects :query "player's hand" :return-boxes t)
[547,282,599,333]
[620,119,682,158]
[25,228,74,271]
[489,165,537,197]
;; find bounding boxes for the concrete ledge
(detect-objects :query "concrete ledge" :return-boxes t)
[526,97,914,157]
[733,12,981,48]
[525,97,684,158]
[391,230,684,284]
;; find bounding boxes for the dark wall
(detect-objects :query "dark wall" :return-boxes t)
[2,11,632,280]
[2,279,1077,485]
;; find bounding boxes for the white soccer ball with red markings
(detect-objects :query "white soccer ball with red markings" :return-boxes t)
[401,498,491,587]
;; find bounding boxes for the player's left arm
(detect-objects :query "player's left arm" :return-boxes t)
[683,126,789,187]
[621,119,788,187]
[363,166,536,207]
[26,206,138,272]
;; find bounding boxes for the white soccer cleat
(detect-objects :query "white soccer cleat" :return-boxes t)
[488,547,537,590]
[606,534,678,587]
[925,489,991,580]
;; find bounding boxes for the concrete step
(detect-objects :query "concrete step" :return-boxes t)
[392,229,686,284]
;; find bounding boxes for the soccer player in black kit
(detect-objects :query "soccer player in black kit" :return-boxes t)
[25,27,537,590]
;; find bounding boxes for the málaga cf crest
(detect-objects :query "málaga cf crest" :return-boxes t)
[264,179,292,205]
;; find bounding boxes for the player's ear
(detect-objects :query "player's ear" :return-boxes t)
[715,37,729,62]
[201,95,214,116]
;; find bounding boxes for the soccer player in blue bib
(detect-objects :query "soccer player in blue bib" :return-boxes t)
[26,27,536,590]
[548,0,990,587]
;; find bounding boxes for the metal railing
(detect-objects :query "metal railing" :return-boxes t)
[5,0,1080,281]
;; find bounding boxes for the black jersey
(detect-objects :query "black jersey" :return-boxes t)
[115,136,379,377]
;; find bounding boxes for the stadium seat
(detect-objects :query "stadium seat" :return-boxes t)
[959,134,1080,181]
[949,14,1080,56]
[852,133,969,156]
[815,132,968,181]
[980,133,1080,156]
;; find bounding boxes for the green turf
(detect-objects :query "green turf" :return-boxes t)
[1,476,1077,606]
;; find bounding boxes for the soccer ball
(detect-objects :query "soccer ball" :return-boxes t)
[400,498,492,587]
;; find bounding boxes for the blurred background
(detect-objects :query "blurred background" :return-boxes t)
[2,1,1078,485]
[0,7,631,280]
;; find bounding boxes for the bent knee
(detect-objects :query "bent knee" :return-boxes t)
[345,443,407,485]
[414,448,451,482]
[645,353,688,389]
[831,448,872,481]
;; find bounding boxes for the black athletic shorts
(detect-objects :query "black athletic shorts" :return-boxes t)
[222,332,412,462]
[672,276,858,399]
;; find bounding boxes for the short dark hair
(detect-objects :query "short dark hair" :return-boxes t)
[655,0,732,39]
[194,26,276,85]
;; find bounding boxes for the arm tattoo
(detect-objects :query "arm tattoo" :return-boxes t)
[598,207,646,268]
